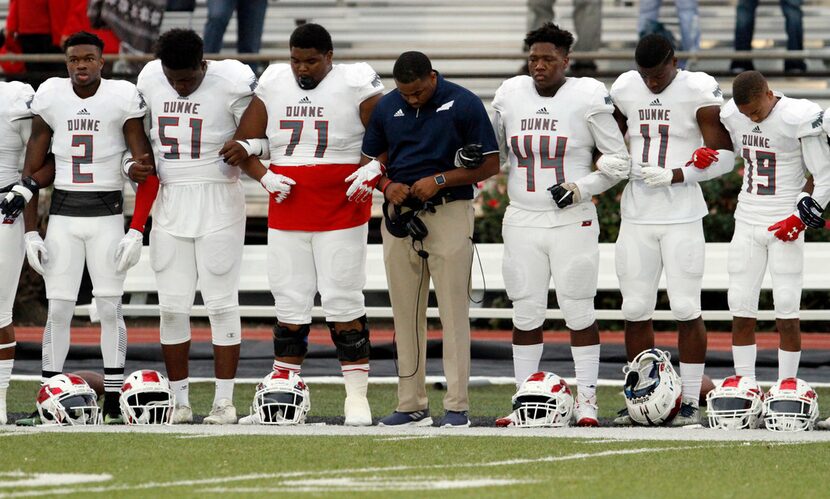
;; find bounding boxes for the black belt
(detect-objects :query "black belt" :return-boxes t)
[401,191,457,211]
[49,189,124,217]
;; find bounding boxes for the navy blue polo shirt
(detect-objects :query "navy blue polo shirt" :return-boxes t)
[361,74,498,200]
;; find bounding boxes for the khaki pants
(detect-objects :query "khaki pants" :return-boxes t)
[381,200,474,412]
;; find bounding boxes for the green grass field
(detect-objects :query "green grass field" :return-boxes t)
[2,381,830,497]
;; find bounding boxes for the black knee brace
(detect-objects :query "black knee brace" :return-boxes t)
[327,316,371,362]
[273,323,310,358]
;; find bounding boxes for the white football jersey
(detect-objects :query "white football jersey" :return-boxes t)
[722,95,824,225]
[256,62,383,166]
[32,78,146,191]
[138,59,256,237]
[0,81,34,186]
[138,59,255,184]
[493,75,613,227]
[611,70,723,224]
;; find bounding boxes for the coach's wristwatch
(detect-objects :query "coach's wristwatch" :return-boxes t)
[434,174,446,187]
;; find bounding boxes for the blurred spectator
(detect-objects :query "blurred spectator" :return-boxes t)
[203,0,268,56]
[638,0,699,67]
[56,0,120,54]
[730,0,806,74]
[6,0,63,75]
[527,0,601,72]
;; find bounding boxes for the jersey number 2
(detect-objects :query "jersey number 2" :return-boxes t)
[72,135,93,184]
[510,135,567,191]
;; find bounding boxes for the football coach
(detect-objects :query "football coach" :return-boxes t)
[360,51,499,428]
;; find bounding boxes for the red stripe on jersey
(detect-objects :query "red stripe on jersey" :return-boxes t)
[267,164,371,231]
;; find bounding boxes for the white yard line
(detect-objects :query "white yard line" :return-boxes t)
[2,423,829,442]
[0,445,726,498]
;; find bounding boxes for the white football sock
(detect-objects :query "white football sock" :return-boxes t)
[512,343,543,388]
[571,344,600,402]
[274,360,302,373]
[679,362,705,405]
[732,344,757,379]
[342,363,369,399]
[42,299,74,375]
[170,378,190,407]
[778,349,801,380]
[0,359,12,390]
[214,378,235,405]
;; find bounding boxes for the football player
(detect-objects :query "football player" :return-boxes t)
[719,71,830,383]
[0,81,38,425]
[228,23,383,426]
[13,31,154,425]
[491,23,630,427]
[126,29,258,424]
[603,34,734,426]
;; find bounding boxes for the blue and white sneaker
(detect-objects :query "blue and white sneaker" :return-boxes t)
[438,410,470,428]
[670,399,701,427]
[378,409,433,427]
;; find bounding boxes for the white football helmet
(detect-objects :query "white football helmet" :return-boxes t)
[764,377,819,432]
[706,375,764,430]
[511,371,574,427]
[623,349,682,425]
[248,369,310,425]
[119,370,175,425]
[36,374,100,426]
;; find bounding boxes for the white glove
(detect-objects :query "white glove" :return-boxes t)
[641,166,673,187]
[344,160,384,203]
[260,170,296,203]
[596,153,631,179]
[115,229,143,272]
[24,231,47,275]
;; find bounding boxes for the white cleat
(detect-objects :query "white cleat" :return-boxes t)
[344,395,372,426]
[203,399,237,425]
[495,411,518,427]
[171,405,193,424]
[671,399,701,427]
[816,417,830,430]
[574,396,599,427]
[238,413,259,425]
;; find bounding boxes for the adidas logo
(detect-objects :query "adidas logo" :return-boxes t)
[752,126,762,133]
[393,108,405,118]
[298,96,311,104]
[649,99,661,106]
[77,108,90,115]
[536,107,549,115]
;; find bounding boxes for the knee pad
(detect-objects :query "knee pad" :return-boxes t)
[671,296,701,322]
[511,296,546,332]
[47,299,75,327]
[273,323,310,358]
[772,286,801,319]
[0,312,11,329]
[621,298,654,322]
[208,308,241,346]
[728,284,758,318]
[327,316,371,362]
[160,311,191,345]
[560,297,596,331]
[94,296,122,323]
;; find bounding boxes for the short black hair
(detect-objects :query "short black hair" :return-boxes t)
[62,31,104,53]
[155,29,203,70]
[289,23,333,53]
[393,51,432,84]
[635,34,674,69]
[732,70,768,106]
[523,22,574,53]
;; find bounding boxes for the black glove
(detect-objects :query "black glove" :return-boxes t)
[0,176,39,220]
[454,143,484,169]
[547,183,577,209]
[797,194,826,229]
